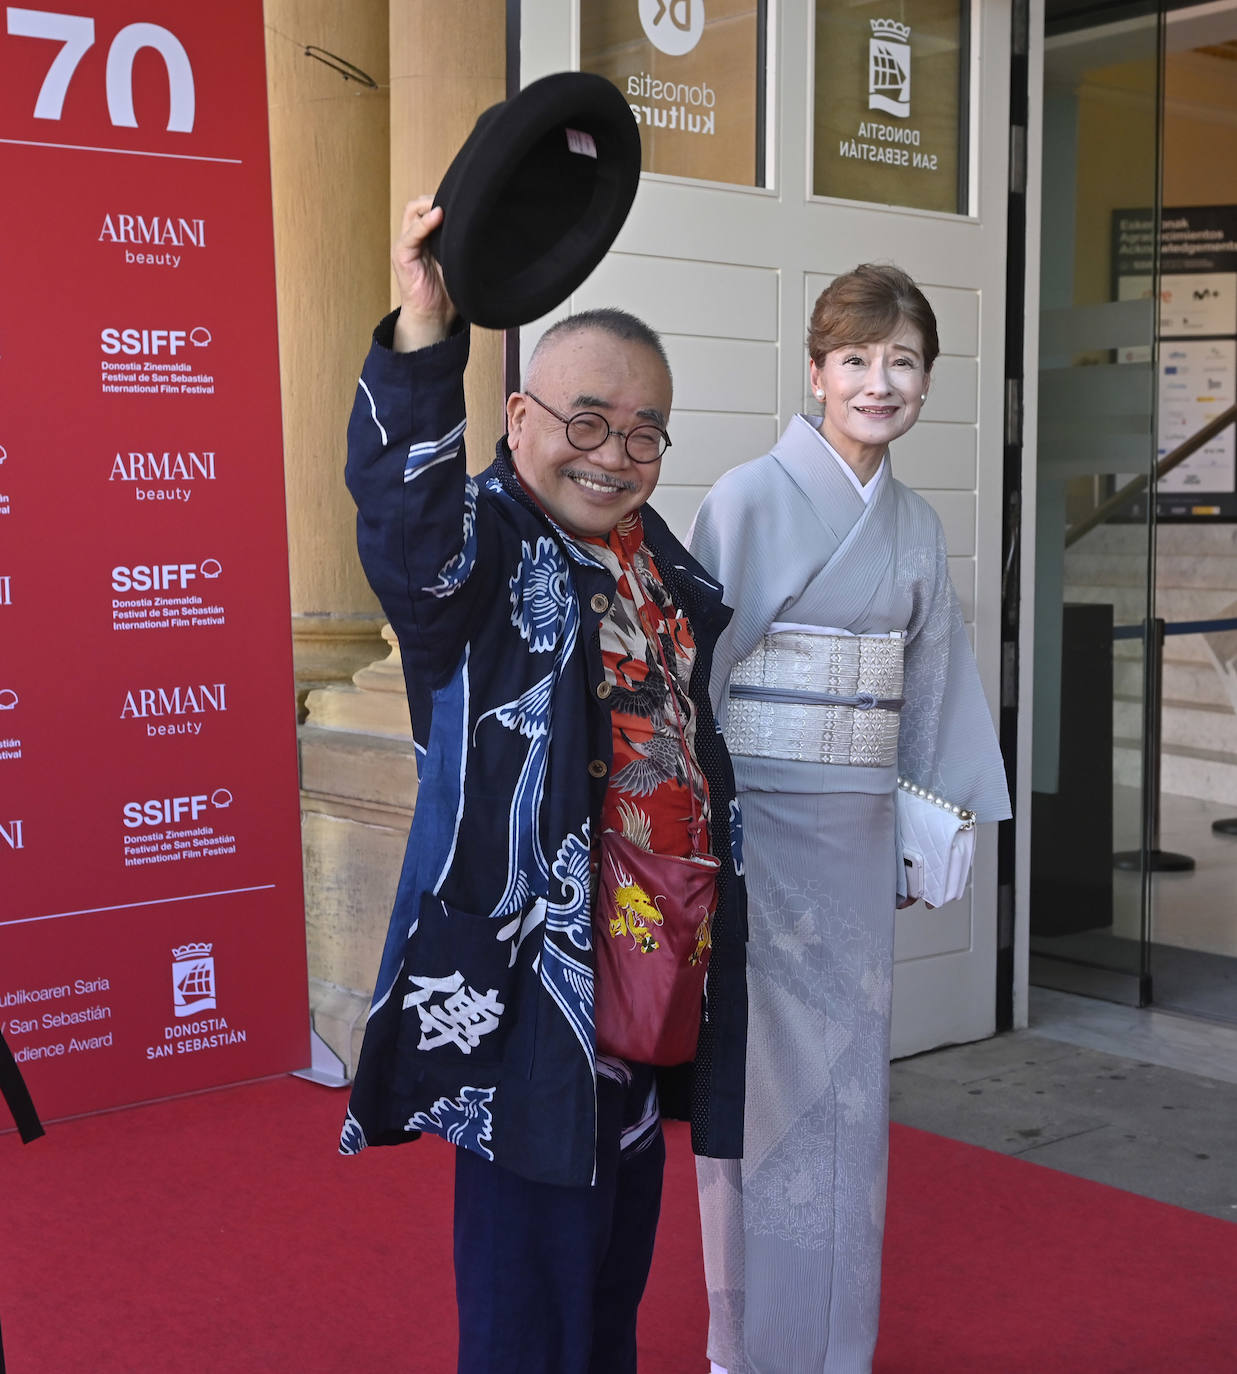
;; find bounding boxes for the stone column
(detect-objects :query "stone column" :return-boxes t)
[298,0,507,1073]
[265,0,392,710]
[388,0,508,440]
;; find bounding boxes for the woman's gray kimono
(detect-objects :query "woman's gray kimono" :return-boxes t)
[689,415,1009,1374]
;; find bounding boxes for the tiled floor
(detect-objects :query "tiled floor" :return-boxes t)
[890,987,1237,1223]
[1030,984,1237,1085]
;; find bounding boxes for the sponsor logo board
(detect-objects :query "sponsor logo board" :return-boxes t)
[0,0,308,1118]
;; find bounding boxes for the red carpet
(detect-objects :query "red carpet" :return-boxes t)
[0,1075,1233,1372]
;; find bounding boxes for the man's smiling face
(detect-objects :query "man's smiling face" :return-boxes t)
[506,327,671,537]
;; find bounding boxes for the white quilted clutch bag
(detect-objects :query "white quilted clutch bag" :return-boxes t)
[896,778,976,907]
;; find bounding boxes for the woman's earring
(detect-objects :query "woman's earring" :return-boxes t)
[920,393,926,403]
[815,390,825,401]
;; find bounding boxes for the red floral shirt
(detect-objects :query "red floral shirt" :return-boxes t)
[579,513,711,860]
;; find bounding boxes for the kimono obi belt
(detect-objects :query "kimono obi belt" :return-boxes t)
[727,630,905,767]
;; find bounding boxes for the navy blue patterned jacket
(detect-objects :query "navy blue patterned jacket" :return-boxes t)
[339,315,747,1187]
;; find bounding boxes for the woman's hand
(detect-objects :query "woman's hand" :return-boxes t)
[391,196,457,353]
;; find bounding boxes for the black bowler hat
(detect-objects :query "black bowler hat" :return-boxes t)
[426,71,641,330]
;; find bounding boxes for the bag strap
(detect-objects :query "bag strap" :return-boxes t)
[0,1028,44,1144]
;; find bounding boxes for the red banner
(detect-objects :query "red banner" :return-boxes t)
[0,0,308,1119]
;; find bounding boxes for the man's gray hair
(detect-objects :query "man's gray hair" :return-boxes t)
[526,308,672,384]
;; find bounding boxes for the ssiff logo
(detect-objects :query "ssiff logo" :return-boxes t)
[172,942,216,1016]
[869,18,911,118]
[99,326,212,357]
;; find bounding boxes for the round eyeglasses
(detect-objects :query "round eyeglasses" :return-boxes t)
[525,391,671,464]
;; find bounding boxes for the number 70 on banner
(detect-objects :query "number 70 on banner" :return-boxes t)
[5,6,195,131]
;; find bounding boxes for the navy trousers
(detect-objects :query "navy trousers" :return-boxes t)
[453,1066,665,1374]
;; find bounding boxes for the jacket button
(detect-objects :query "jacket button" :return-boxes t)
[588,759,608,778]
[590,593,610,614]
[596,681,613,700]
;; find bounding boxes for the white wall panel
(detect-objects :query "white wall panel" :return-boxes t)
[948,554,976,622]
[894,896,973,960]
[668,412,781,486]
[895,422,977,488]
[653,484,707,544]
[665,335,778,413]
[921,283,981,356]
[924,355,979,424]
[922,489,977,556]
[577,254,779,341]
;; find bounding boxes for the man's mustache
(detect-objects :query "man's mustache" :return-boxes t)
[563,467,639,492]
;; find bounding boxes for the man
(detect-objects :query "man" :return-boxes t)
[340,197,747,1374]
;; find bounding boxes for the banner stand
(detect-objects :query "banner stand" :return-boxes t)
[1,0,309,1119]
[292,1029,350,1088]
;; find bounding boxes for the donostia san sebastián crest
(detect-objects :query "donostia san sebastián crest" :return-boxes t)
[816,8,963,213]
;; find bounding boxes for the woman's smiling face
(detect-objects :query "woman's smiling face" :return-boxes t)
[810,322,930,470]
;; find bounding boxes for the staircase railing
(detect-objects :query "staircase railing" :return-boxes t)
[1064,401,1237,548]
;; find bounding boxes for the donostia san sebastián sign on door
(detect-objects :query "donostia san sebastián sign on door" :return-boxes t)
[814,1,968,214]
[582,0,766,187]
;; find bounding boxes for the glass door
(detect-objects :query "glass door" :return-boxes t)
[1141,3,1237,1025]
[1029,1,1165,1004]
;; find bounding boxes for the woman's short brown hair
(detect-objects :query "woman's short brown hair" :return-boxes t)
[807,264,939,372]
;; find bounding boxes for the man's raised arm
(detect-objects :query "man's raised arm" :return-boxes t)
[344,198,489,671]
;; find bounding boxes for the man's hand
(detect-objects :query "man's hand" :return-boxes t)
[391,196,457,353]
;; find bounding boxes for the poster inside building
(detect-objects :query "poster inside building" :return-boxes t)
[1114,205,1237,521]
[0,0,308,1122]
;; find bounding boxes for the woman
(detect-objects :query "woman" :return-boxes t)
[689,264,1010,1374]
